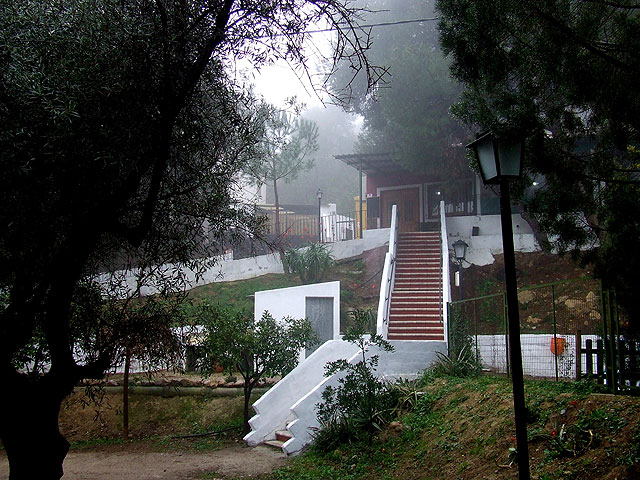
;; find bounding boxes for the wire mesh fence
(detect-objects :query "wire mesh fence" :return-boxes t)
[449,277,605,381]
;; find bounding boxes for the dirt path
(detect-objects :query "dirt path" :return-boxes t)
[0,444,287,480]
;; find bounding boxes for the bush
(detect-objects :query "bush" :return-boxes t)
[284,243,334,284]
[313,309,396,450]
[429,344,482,378]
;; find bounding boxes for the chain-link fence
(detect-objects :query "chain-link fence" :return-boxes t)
[449,278,604,381]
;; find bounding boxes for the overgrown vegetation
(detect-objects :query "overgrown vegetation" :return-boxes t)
[274,375,640,480]
[284,244,335,284]
[313,309,397,451]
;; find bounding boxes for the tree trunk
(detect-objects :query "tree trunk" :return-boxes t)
[273,178,280,237]
[0,380,71,480]
[123,348,131,439]
[243,381,252,435]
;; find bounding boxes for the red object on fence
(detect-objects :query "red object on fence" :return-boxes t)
[550,337,566,356]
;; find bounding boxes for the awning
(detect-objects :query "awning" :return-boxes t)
[334,152,409,176]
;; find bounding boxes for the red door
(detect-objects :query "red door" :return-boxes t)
[380,187,420,232]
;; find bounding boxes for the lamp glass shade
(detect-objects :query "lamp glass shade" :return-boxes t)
[475,138,498,184]
[317,189,322,200]
[453,240,468,261]
[497,140,523,178]
[467,132,523,185]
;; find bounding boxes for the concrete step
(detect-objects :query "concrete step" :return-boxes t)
[394,280,441,286]
[388,327,444,334]
[389,321,443,327]
[387,333,445,341]
[264,439,285,449]
[275,430,292,442]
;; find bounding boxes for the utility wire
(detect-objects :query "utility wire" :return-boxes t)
[311,17,440,34]
[248,17,440,39]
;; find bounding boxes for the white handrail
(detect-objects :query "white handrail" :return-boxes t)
[440,200,451,347]
[376,205,398,337]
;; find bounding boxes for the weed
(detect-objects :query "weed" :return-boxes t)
[430,345,482,378]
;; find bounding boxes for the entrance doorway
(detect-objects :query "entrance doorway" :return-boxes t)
[380,187,420,232]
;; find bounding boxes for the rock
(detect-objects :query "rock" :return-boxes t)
[518,290,535,303]
[389,421,404,432]
[527,315,542,325]
[586,291,597,304]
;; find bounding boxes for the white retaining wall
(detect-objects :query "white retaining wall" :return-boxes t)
[446,214,540,267]
[245,338,446,455]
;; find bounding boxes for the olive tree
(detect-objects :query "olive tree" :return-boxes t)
[0,1,380,478]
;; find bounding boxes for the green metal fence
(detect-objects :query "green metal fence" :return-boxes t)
[448,277,639,390]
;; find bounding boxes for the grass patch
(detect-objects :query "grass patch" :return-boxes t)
[186,274,301,311]
[60,391,247,452]
[272,375,640,480]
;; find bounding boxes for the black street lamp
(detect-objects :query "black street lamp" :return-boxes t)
[452,239,468,299]
[467,131,530,480]
[317,188,323,243]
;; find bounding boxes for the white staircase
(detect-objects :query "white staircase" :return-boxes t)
[243,338,445,454]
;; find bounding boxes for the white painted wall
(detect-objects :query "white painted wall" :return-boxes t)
[254,281,341,345]
[447,213,534,237]
[376,205,397,337]
[440,201,451,345]
[97,252,285,299]
[445,214,540,267]
[325,228,390,260]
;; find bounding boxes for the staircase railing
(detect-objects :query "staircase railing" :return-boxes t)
[376,204,398,338]
[440,200,451,347]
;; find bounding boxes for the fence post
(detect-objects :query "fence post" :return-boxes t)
[609,289,618,394]
[586,339,594,378]
[575,329,582,380]
[552,284,558,382]
[601,288,614,391]
[612,289,624,391]
[596,339,604,384]
[473,300,479,361]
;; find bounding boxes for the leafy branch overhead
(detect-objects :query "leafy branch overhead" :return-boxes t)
[0,1,382,477]
[436,0,640,326]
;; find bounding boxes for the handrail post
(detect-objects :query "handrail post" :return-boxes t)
[440,200,451,347]
[376,205,398,338]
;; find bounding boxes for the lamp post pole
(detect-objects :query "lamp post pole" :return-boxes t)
[499,178,530,480]
[466,131,529,480]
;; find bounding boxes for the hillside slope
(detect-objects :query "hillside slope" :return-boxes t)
[274,376,640,480]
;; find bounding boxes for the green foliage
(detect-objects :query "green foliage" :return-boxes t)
[437,0,640,325]
[0,0,380,475]
[544,408,627,460]
[437,307,483,378]
[429,345,482,379]
[195,304,316,431]
[314,309,395,451]
[284,244,335,284]
[245,108,319,236]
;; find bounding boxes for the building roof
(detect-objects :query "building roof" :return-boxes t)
[334,152,408,176]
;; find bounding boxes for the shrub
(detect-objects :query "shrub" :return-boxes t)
[313,309,395,450]
[284,243,334,283]
[430,344,482,378]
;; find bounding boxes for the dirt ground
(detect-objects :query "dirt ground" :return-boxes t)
[0,444,287,480]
